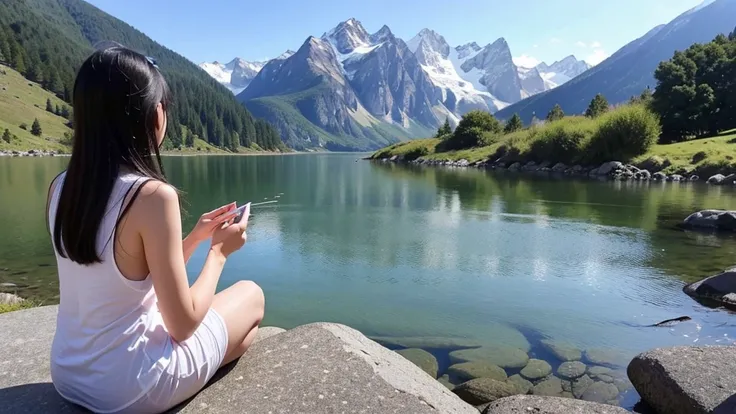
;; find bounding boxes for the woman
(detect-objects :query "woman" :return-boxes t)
[45,46,265,413]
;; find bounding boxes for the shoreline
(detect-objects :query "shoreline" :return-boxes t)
[0,148,371,158]
[369,155,736,186]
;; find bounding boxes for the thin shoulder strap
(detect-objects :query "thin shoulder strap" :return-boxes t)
[45,171,67,234]
[100,176,155,255]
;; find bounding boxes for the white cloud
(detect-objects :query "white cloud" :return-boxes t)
[590,41,602,48]
[549,37,563,44]
[586,49,610,65]
[513,54,542,68]
[575,41,587,48]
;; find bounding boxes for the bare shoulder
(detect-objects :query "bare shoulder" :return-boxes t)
[137,180,179,205]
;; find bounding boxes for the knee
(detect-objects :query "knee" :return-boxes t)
[235,280,265,319]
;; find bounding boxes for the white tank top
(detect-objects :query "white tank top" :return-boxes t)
[48,171,173,413]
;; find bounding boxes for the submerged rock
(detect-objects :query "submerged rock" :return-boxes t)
[557,361,587,379]
[682,210,736,232]
[583,349,628,368]
[628,345,736,414]
[447,361,507,382]
[396,348,439,378]
[482,395,630,413]
[449,346,530,369]
[588,366,615,383]
[438,374,455,390]
[707,173,726,184]
[370,335,480,349]
[452,378,519,406]
[507,374,532,394]
[533,376,563,397]
[581,381,619,403]
[652,172,667,181]
[541,339,582,361]
[572,374,595,399]
[520,359,552,381]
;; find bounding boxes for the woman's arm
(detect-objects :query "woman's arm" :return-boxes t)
[136,182,227,342]
[182,234,199,264]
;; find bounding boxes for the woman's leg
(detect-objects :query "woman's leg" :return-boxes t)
[211,280,265,367]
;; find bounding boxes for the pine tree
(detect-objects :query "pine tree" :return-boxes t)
[2,128,11,143]
[585,94,609,118]
[31,118,42,136]
[60,105,70,119]
[546,104,565,122]
[436,117,452,137]
[504,113,523,133]
[185,129,195,147]
[55,104,61,116]
[46,98,53,113]
[10,42,25,74]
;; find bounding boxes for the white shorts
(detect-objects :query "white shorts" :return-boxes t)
[121,308,229,413]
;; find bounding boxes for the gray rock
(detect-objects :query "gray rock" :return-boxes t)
[613,378,633,393]
[596,161,622,176]
[447,361,507,382]
[450,346,530,369]
[682,210,736,232]
[652,172,667,181]
[552,162,567,172]
[482,395,629,413]
[628,345,736,414]
[541,339,582,361]
[581,382,619,404]
[707,174,726,184]
[639,169,651,180]
[668,174,684,182]
[0,306,476,414]
[689,175,699,181]
[583,349,628,368]
[538,161,552,169]
[561,380,572,393]
[457,159,470,167]
[0,292,25,305]
[725,173,736,184]
[588,167,600,176]
[452,378,519,406]
[533,376,563,397]
[520,359,552,381]
[506,374,532,394]
[508,162,521,171]
[253,326,285,343]
[396,348,439,378]
[557,361,587,379]
[572,374,594,399]
[683,267,736,307]
[439,374,455,390]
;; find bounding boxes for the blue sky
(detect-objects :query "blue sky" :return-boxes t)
[87,0,705,66]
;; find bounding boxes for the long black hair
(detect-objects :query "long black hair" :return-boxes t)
[54,46,172,264]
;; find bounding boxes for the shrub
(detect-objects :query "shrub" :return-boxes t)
[587,104,661,162]
[19,123,27,130]
[528,117,595,163]
[404,146,429,161]
[442,110,502,150]
[692,151,707,164]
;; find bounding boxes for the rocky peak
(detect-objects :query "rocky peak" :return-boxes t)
[460,37,521,103]
[276,50,296,60]
[370,25,394,43]
[546,55,591,78]
[455,42,482,60]
[408,28,451,59]
[322,18,371,54]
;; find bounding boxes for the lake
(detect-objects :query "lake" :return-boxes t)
[2,153,736,409]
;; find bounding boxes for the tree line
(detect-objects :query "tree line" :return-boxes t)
[0,0,284,151]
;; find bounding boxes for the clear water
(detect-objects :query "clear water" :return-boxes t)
[2,153,736,409]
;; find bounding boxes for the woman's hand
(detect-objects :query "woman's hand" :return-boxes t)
[211,211,248,258]
[188,202,238,244]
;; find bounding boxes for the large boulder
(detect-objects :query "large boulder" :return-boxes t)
[627,345,736,414]
[519,359,552,381]
[447,361,507,382]
[596,161,623,176]
[452,378,519,406]
[0,306,476,413]
[683,267,736,308]
[482,395,629,413]
[682,210,736,232]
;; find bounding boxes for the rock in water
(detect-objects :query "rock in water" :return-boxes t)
[452,378,519,406]
[370,335,481,349]
[581,381,619,403]
[596,161,623,176]
[588,366,615,383]
[541,339,582,361]
[438,374,454,390]
[583,349,628,367]
[396,348,439,378]
[533,376,563,397]
[520,359,552,381]
[449,346,530,369]
[0,307,477,414]
[506,374,533,394]
[572,374,594,399]
[628,345,736,414]
[683,267,736,308]
[447,361,507,382]
[482,395,630,413]
[557,361,587,379]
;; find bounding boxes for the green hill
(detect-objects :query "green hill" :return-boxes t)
[0,0,285,152]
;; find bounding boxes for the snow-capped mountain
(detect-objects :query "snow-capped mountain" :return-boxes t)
[534,56,592,89]
[199,52,294,94]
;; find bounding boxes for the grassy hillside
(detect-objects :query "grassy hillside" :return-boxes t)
[0,64,71,152]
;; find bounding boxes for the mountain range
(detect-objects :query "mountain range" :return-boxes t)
[200,0,735,151]
[200,20,589,150]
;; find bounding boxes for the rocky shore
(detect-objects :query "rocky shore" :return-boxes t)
[372,156,736,185]
[2,305,734,413]
[0,149,66,157]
